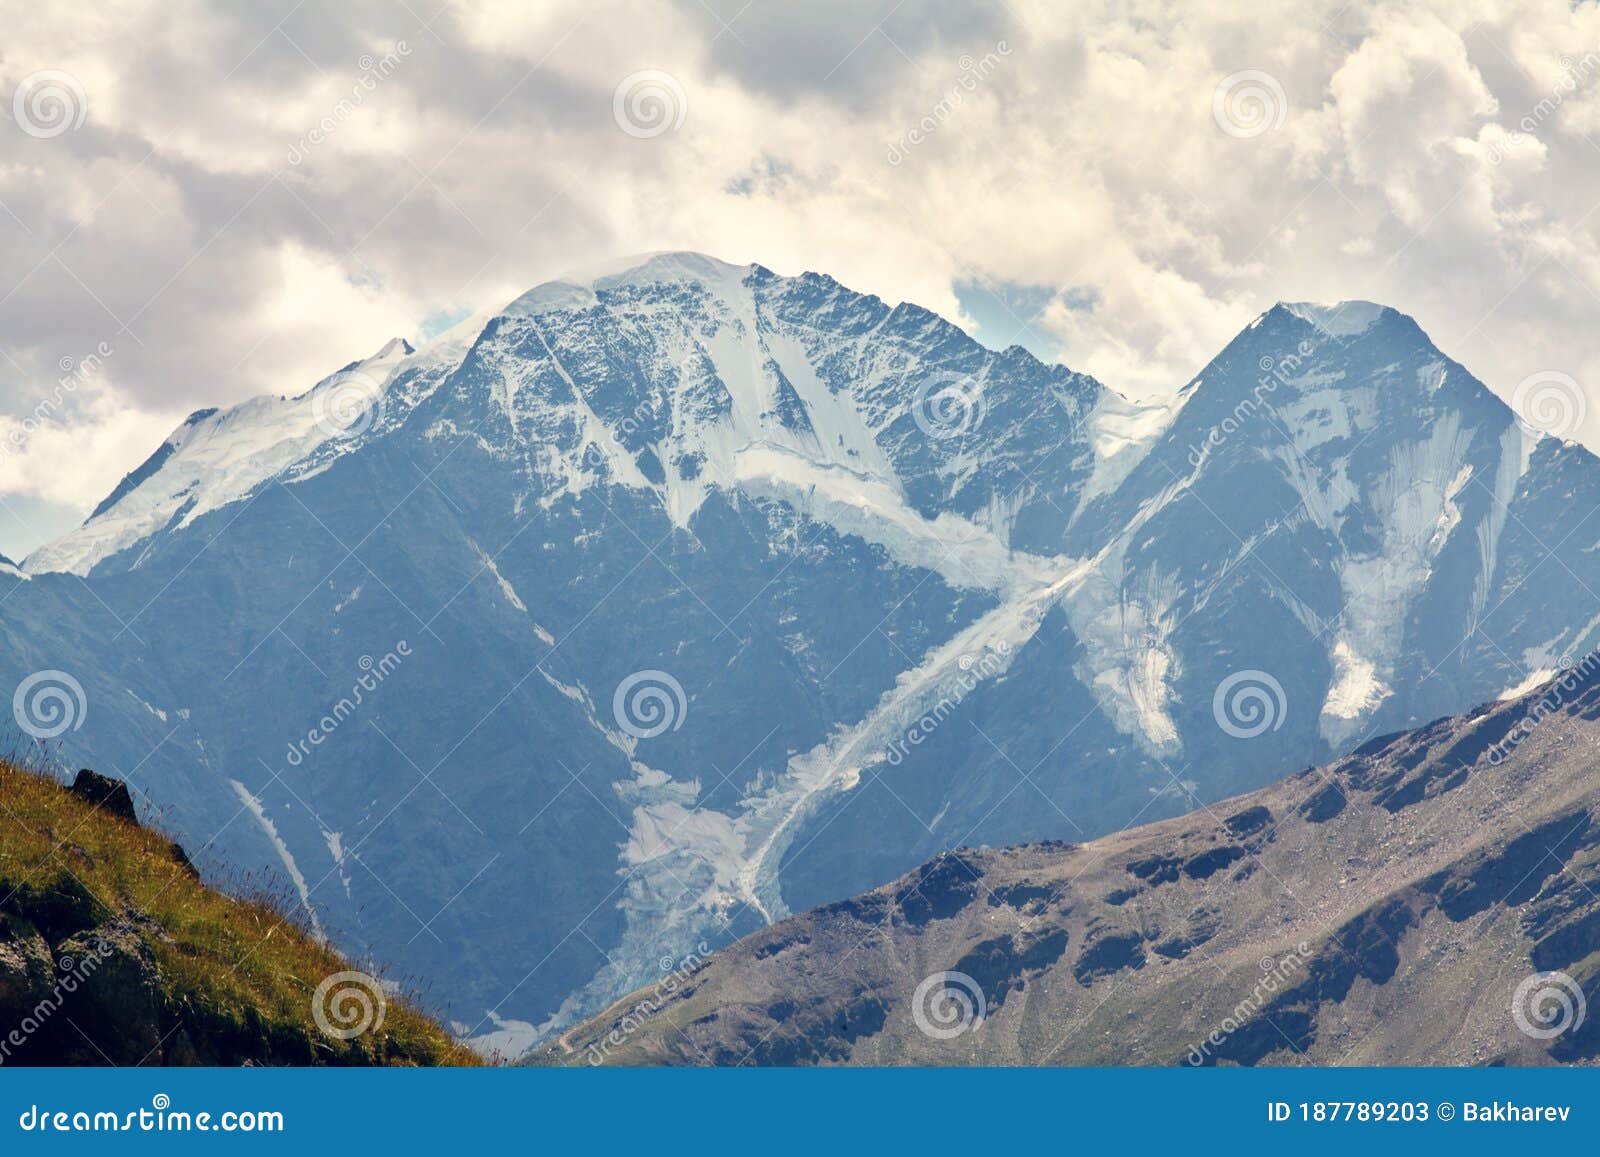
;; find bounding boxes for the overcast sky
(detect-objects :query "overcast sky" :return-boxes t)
[2,0,1599,559]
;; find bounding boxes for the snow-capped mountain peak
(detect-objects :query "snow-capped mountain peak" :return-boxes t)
[26,254,1105,577]
[7,254,1600,1057]
[25,335,421,576]
[1278,299,1389,337]
[504,253,755,316]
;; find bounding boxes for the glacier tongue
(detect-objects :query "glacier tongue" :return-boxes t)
[529,543,1095,1048]
[18,252,1600,1058]
[730,442,1066,595]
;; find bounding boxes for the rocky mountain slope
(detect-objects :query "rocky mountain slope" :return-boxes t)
[537,663,1600,1065]
[5,253,1599,1052]
[0,763,473,1065]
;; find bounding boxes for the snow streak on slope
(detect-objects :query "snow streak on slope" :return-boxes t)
[1320,417,1476,745]
[31,254,1600,1061]
[1470,422,1536,635]
[1061,461,1198,754]
[229,778,322,936]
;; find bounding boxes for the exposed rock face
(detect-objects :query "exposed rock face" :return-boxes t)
[0,870,161,1066]
[535,664,1600,1066]
[9,255,1600,1048]
[67,769,139,825]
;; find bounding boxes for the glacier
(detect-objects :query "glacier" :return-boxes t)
[7,256,1600,1055]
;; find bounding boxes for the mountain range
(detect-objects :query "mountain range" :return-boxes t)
[535,661,1600,1066]
[3,252,1596,1055]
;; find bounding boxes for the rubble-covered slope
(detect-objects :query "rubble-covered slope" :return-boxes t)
[537,662,1600,1066]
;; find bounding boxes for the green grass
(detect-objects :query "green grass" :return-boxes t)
[0,758,480,1066]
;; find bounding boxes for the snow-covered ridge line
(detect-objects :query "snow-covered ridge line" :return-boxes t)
[22,252,985,575]
[24,255,1454,582]
[1282,300,1389,337]
[24,338,421,576]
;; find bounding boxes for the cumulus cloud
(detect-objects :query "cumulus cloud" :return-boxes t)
[1,0,1599,555]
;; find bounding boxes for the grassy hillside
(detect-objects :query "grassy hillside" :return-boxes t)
[0,758,478,1066]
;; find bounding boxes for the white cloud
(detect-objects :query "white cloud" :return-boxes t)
[0,369,178,513]
[2,0,1600,556]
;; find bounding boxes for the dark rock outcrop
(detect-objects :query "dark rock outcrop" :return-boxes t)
[67,769,138,825]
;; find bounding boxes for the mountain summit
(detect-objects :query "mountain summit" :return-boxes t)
[5,254,1597,1055]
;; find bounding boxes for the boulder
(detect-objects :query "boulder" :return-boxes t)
[67,770,138,826]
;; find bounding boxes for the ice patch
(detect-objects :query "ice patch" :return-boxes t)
[1077,390,1182,508]
[321,829,352,899]
[463,1010,541,1060]
[732,442,1064,595]
[1499,669,1556,700]
[333,581,365,614]
[1275,385,1377,452]
[1319,416,1475,744]
[1063,552,1183,752]
[1283,300,1387,337]
[1323,639,1388,720]
[126,689,168,722]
